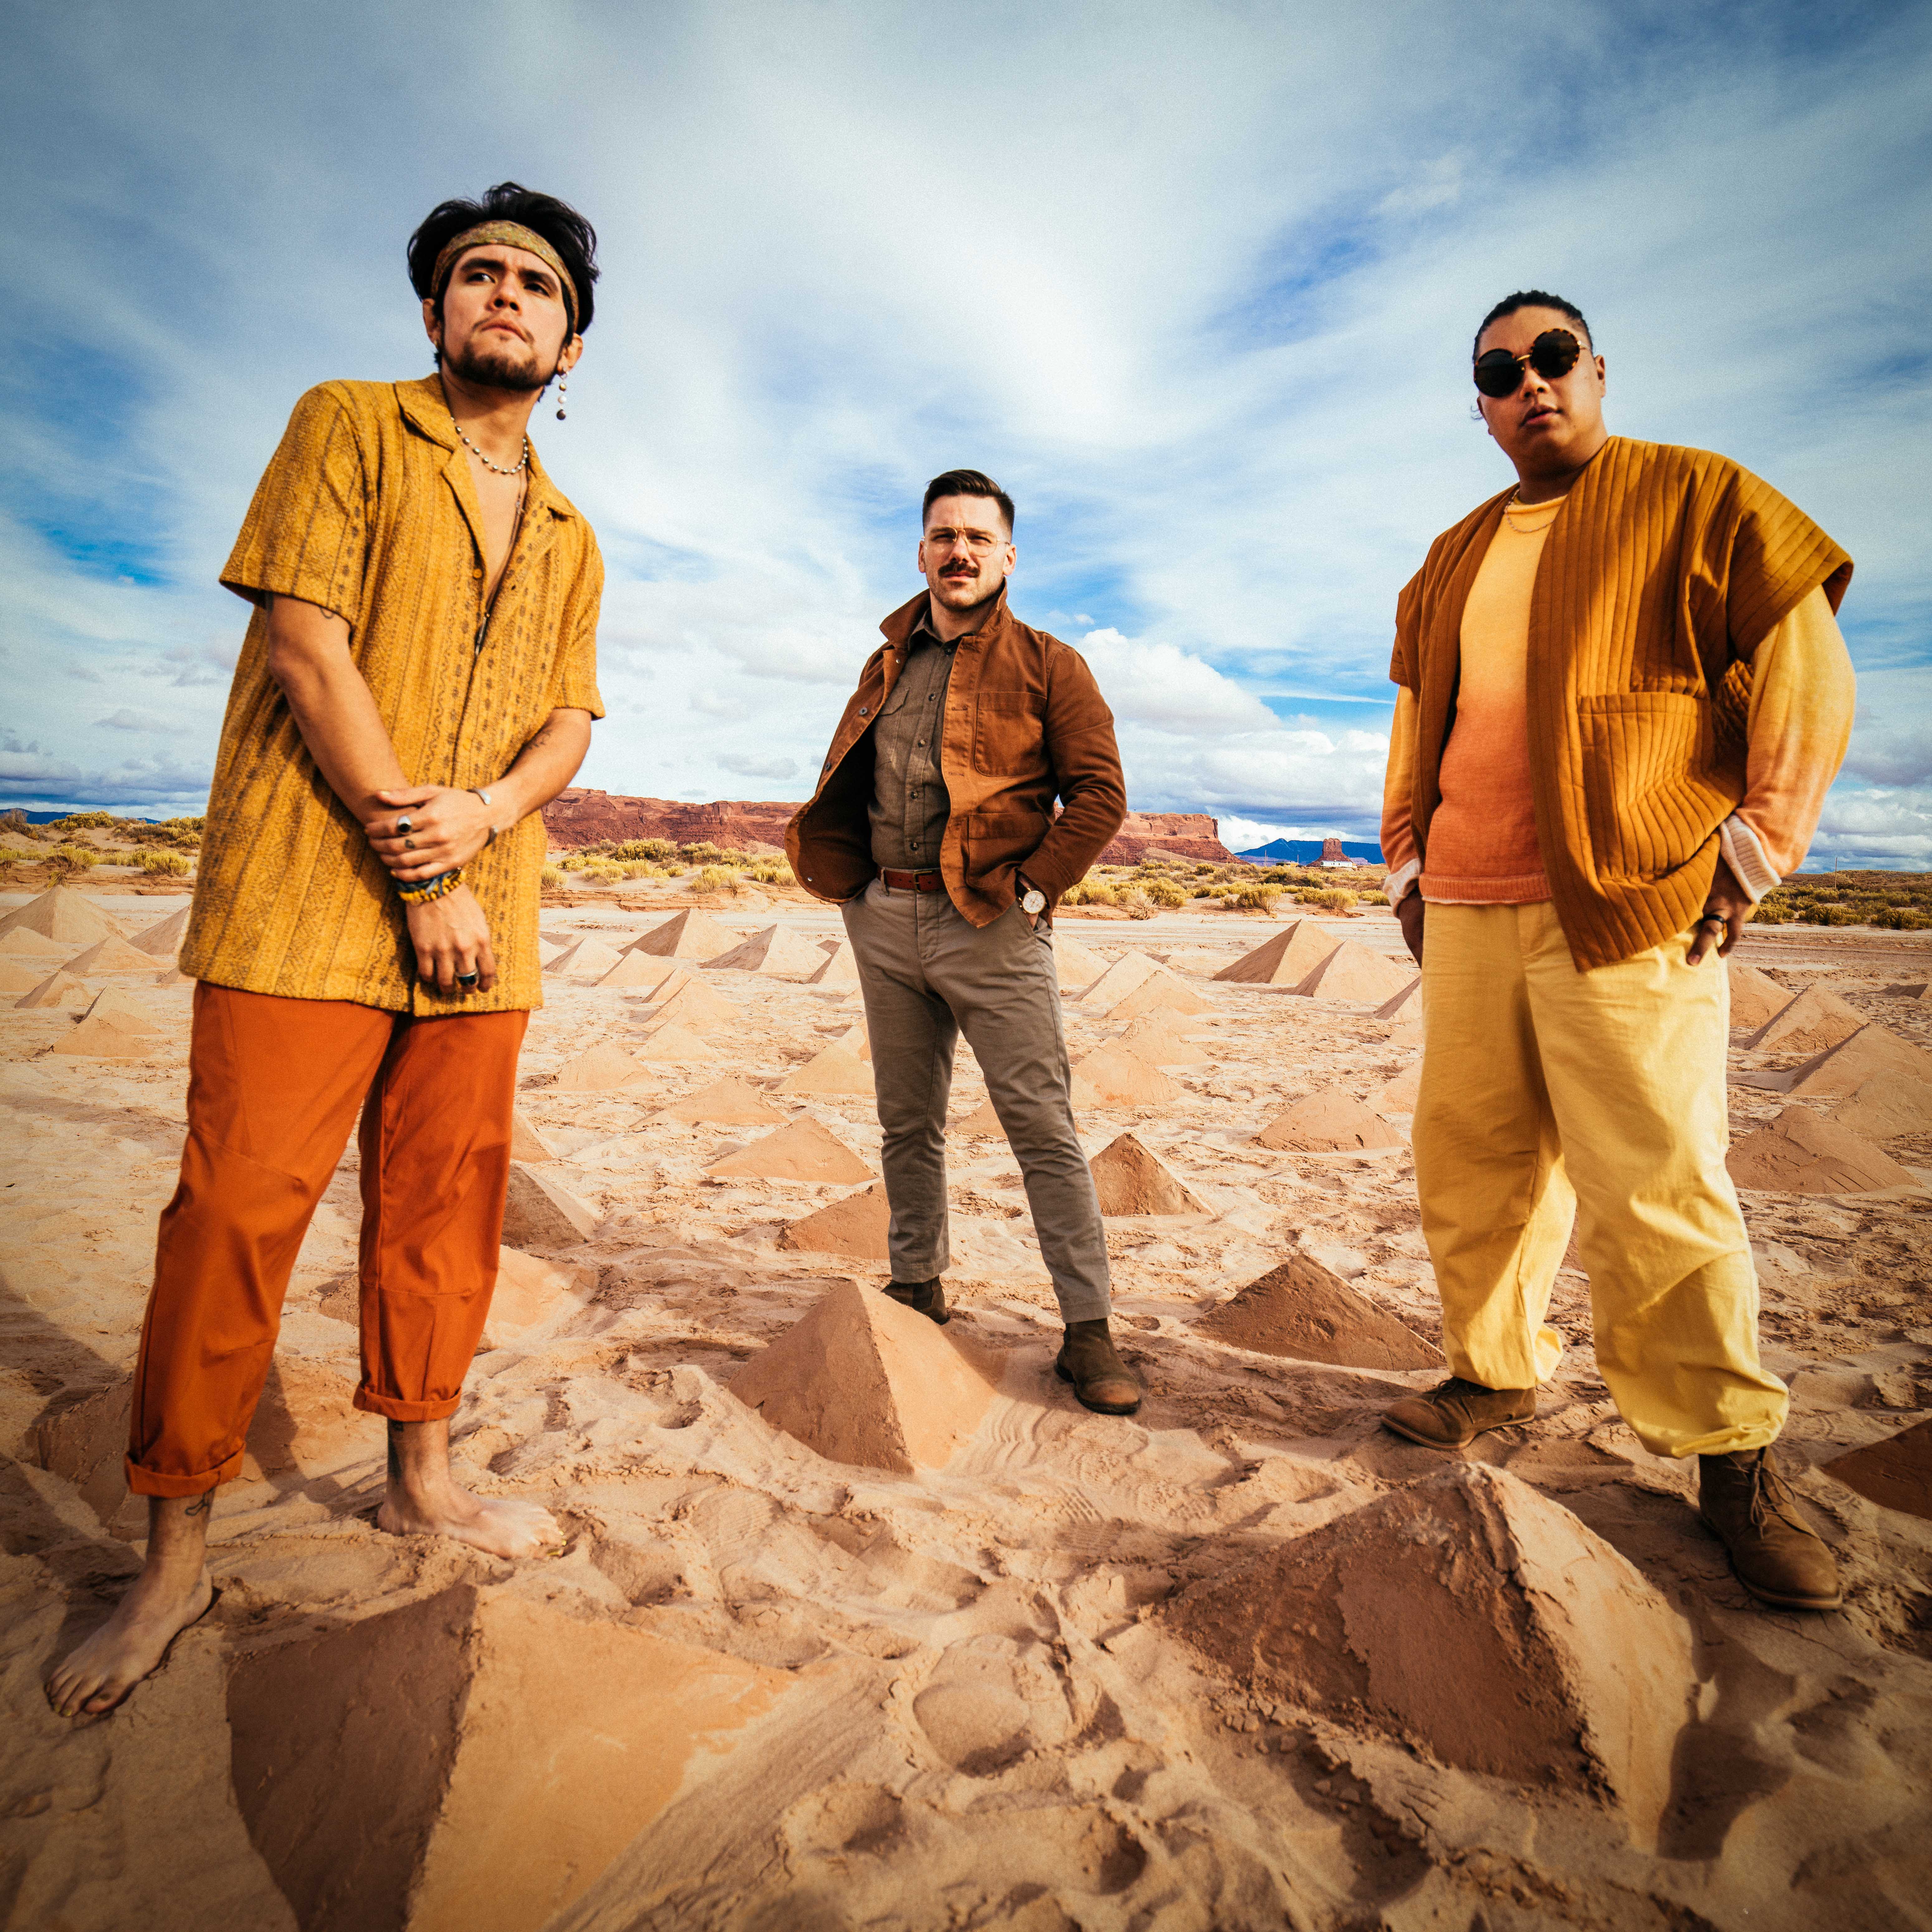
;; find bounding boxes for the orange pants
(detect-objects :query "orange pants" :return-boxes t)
[127,984,528,1496]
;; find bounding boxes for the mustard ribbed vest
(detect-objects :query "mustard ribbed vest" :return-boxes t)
[1391,438,1851,970]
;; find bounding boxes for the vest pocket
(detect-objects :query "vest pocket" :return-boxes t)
[1575,691,1738,882]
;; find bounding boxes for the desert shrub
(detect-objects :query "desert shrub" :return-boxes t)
[580,861,625,884]
[681,842,750,867]
[748,859,796,886]
[540,864,567,889]
[1876,906,1932,930]
[1145,878,1187,908]
[47,844,100,871]
[136,849,192,876]
[1230,883,1280,913]
[125,817,204,850]
[1063,879,1118,906]
[1120,889,1156,919]
[47,812,116,833]
[693,864,743,895]
[1311,887,1357,913]
[610,838,677,862]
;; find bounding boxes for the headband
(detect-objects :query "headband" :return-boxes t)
[431,221,579,331]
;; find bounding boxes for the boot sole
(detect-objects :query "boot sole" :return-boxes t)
[1380,1411,1533,1450]
[1054,1360,1141,1415]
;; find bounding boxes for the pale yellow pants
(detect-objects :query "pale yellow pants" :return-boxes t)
[1414,901,1787,1458]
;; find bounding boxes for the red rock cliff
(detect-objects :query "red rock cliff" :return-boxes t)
[1098,812,1235,865]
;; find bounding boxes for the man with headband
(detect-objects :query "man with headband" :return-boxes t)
[48,183,606,1719]
[1377,289,1856,1612]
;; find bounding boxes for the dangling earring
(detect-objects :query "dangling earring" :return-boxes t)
[555,369,569,421]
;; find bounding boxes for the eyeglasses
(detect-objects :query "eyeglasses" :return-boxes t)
[923,528,1007,555]
[1472,328,1583,399]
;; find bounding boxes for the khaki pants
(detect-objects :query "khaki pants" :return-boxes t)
[127,984,527,1496]
[841,878,1111,1323]
[1414,900,1787,1458]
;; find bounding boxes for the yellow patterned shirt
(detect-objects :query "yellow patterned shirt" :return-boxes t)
[180,376,604,1014]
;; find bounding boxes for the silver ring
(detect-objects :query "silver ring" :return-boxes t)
[456,971,479,987]
[396,816,413,835]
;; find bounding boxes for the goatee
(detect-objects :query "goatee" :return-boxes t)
[445,336,549,394]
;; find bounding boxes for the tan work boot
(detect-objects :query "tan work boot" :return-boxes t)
[1699,1447,1842,1610]
[1382,1375,1536,1448]
[1056,1319,1142,1414]
[884,1278,948,1325]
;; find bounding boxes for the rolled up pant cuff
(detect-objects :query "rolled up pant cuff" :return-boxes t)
[125,1450,241,1498]
[353,1389,463,1423]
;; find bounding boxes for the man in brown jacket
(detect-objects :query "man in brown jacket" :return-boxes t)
[1379,290,1857,1611]
[788,469,1139,1412]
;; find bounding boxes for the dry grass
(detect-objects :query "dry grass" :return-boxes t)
[1756,872,1932,930]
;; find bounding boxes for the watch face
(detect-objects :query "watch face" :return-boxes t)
[1022,889,1046,914]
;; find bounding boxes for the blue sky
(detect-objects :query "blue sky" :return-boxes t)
[3,0,1928,863]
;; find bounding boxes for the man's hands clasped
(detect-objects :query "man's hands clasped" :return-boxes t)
[1687,857,1752,965]
[366,785,502,995]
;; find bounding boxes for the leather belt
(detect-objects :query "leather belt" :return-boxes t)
[879,868,945,892]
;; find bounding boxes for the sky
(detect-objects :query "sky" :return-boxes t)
[3,0,1928,864]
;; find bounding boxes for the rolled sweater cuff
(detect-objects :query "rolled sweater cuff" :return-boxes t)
[1384,859,1420,907]
[1719,816,1781,903]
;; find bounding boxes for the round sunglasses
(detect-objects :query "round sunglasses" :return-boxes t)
[1473,328,1583,399]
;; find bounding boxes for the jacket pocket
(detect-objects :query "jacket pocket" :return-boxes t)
[974,689,1045,776]
[964,810,1050,877]
[1575,691,1738,883]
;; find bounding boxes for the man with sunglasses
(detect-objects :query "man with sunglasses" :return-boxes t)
[788,470,1140,1414]
[1379,291,1857,1611]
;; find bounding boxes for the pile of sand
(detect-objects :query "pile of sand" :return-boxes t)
[544,936,625,979]
[550,1042,654,1092]
[729,1278,996,1471]
[777,1182,892,1259]
[1292,940,1418,1005]
[634,1022,722,1063]
[1786,1024,1932,1098]
[1373,975,1423,1025]
[501,1164,600,1246]
[1112,1014,1209,1065]
[509,1109,557,1161]
[709,925,830,980]
[1157,946,1232,977]
[1726,1105,1920,1195]
[1741,984,1867,1055]
[1728,961,1794,1030]
[706,1116,872,1183]
[1077,950,1162,1007]
[63,934,161,976]
[478,1249,597,1347]
[0,884,126,947]
[0,959,44,993]
[1089,1132,1206,1214]
[1827,1418,1931,1521]
[595,950,686,991]
[1255,1089,1402,1154]
[1369,1064,1420,1114]
[777,1045,875,1096]
[1070,1044,1180,1105]
[1195,1253,1443,1369]
[808,940,861,985]
[128,904,192,958]
[1162,1465,1695,1835]
[1050,931,1109,988]
[653,1078,787,1125]
[49,1002,164,1060]
[1213,921,1338,986]
[15,968,86,1009]
[0,926,69,959]
[628,908,740,960]
[648,979,742,1031]
[1105,968,1215,1021]
[833,1018,872,1060]
[227,1585,786,1932]
[950,1096,1005,1136]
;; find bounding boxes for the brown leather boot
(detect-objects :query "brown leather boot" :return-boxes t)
[884,1278,948,1325]
[1382,1375,1537,1449]
[1056,1319,1142,1414]
[1698,1447,1842,1610]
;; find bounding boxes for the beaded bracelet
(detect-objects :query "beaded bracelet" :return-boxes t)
[395,867,465,904]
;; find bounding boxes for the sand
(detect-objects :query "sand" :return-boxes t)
[1291,939,1419,1005]
[15,967,88,1009]
[61,934,162,976]
[1214,920,1339,986]
[1741,983,1868,1055]
[544,935,625,979]
[550,1042,655,1092]
[1726,1105,1922,1195]
[706,1115,873,1183]
[1255,1089,1403,1154]
[127,904,192,958]
[1069,1044,1181,1105]
[1102,968,1215,1021]
[1089,1131,1208,1214]
[0,925,72,958]
[0,885,126,945]
[1198,1253,1444,1369]
[500,1164,601,1246]
[595,949,685,991]
[709,924,832,981]
[1728,960,1794,1030]
[808,939,862,985]
[646,978,743,1031]
[4,887,1930,1930]
[627,908,739,959]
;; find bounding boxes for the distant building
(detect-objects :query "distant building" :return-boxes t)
[1319,836,1361,870]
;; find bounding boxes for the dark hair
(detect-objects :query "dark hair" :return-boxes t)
[407,182,600,337]
[922,468,1014,534]
[1473,289,1591,360]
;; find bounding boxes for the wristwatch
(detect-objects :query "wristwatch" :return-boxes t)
[1018,878,1047,917]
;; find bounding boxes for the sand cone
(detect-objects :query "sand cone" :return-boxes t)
[808,939,862,985]
[627,908,740,960]
[951,1096,1005,1137]
[15,968,87,1010]
[706,1116,871,1183]
[709,924,830,980]
[50,1009,164,1059]
[729,1278,996,1471]
[0,959,44,994]
[61,934,166,975]
[1112,1014,1209,1065]
[1214,920,1340,986]
[1291,940,1419,1004]
[778,1182,892,1260]
[1077,950,1162,1006]
[509,1107,557,1161]
[128,904,192,957]
[1369,1064,1421,1113]
[1373,976,1423,1023]
[647,978,743,1031]
[1727,961,1793,1030]
[480,1246,596,1347]
[0,927,69,959]
[545,936,626,978]
[655,1077,788,1126]
[151,965,193,988]
[1070,1045,1180,1105]
[1880,981,1930,1001]
[537,933,569,964]
[1089,1132,1206,1214]
[551,1043,654,1092]
[1197,1253,1443,1369]
[1158,946,1233,977]
[1256,1089,1402,1154]
[226,1585,785,1932]
[1104,969,1216,1021]
[1726,1106,1920,1195]
[0,884,126,946]
[833,1019,872,1061]
[596,949,686,991]
[1741,984,1867,1055]
[1050,931,1109,988]
[1826,1418,1932,1521]
[1161,1464,1692,1837]
[634,1022,723,1063]
[777,1045,876,1096]
[1823,1079,1932,1141]
[501,1164,600,1245]
[1786,1025,1932,1098]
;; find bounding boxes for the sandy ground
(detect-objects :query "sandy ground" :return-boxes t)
[2,882,1930,1932]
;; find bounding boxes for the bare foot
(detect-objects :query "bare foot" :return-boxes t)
[45,1568,217,1719]
[376,1487,563,1559]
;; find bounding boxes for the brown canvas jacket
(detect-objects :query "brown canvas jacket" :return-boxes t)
[787,589,1126,925]
[1390,436,1851,969]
